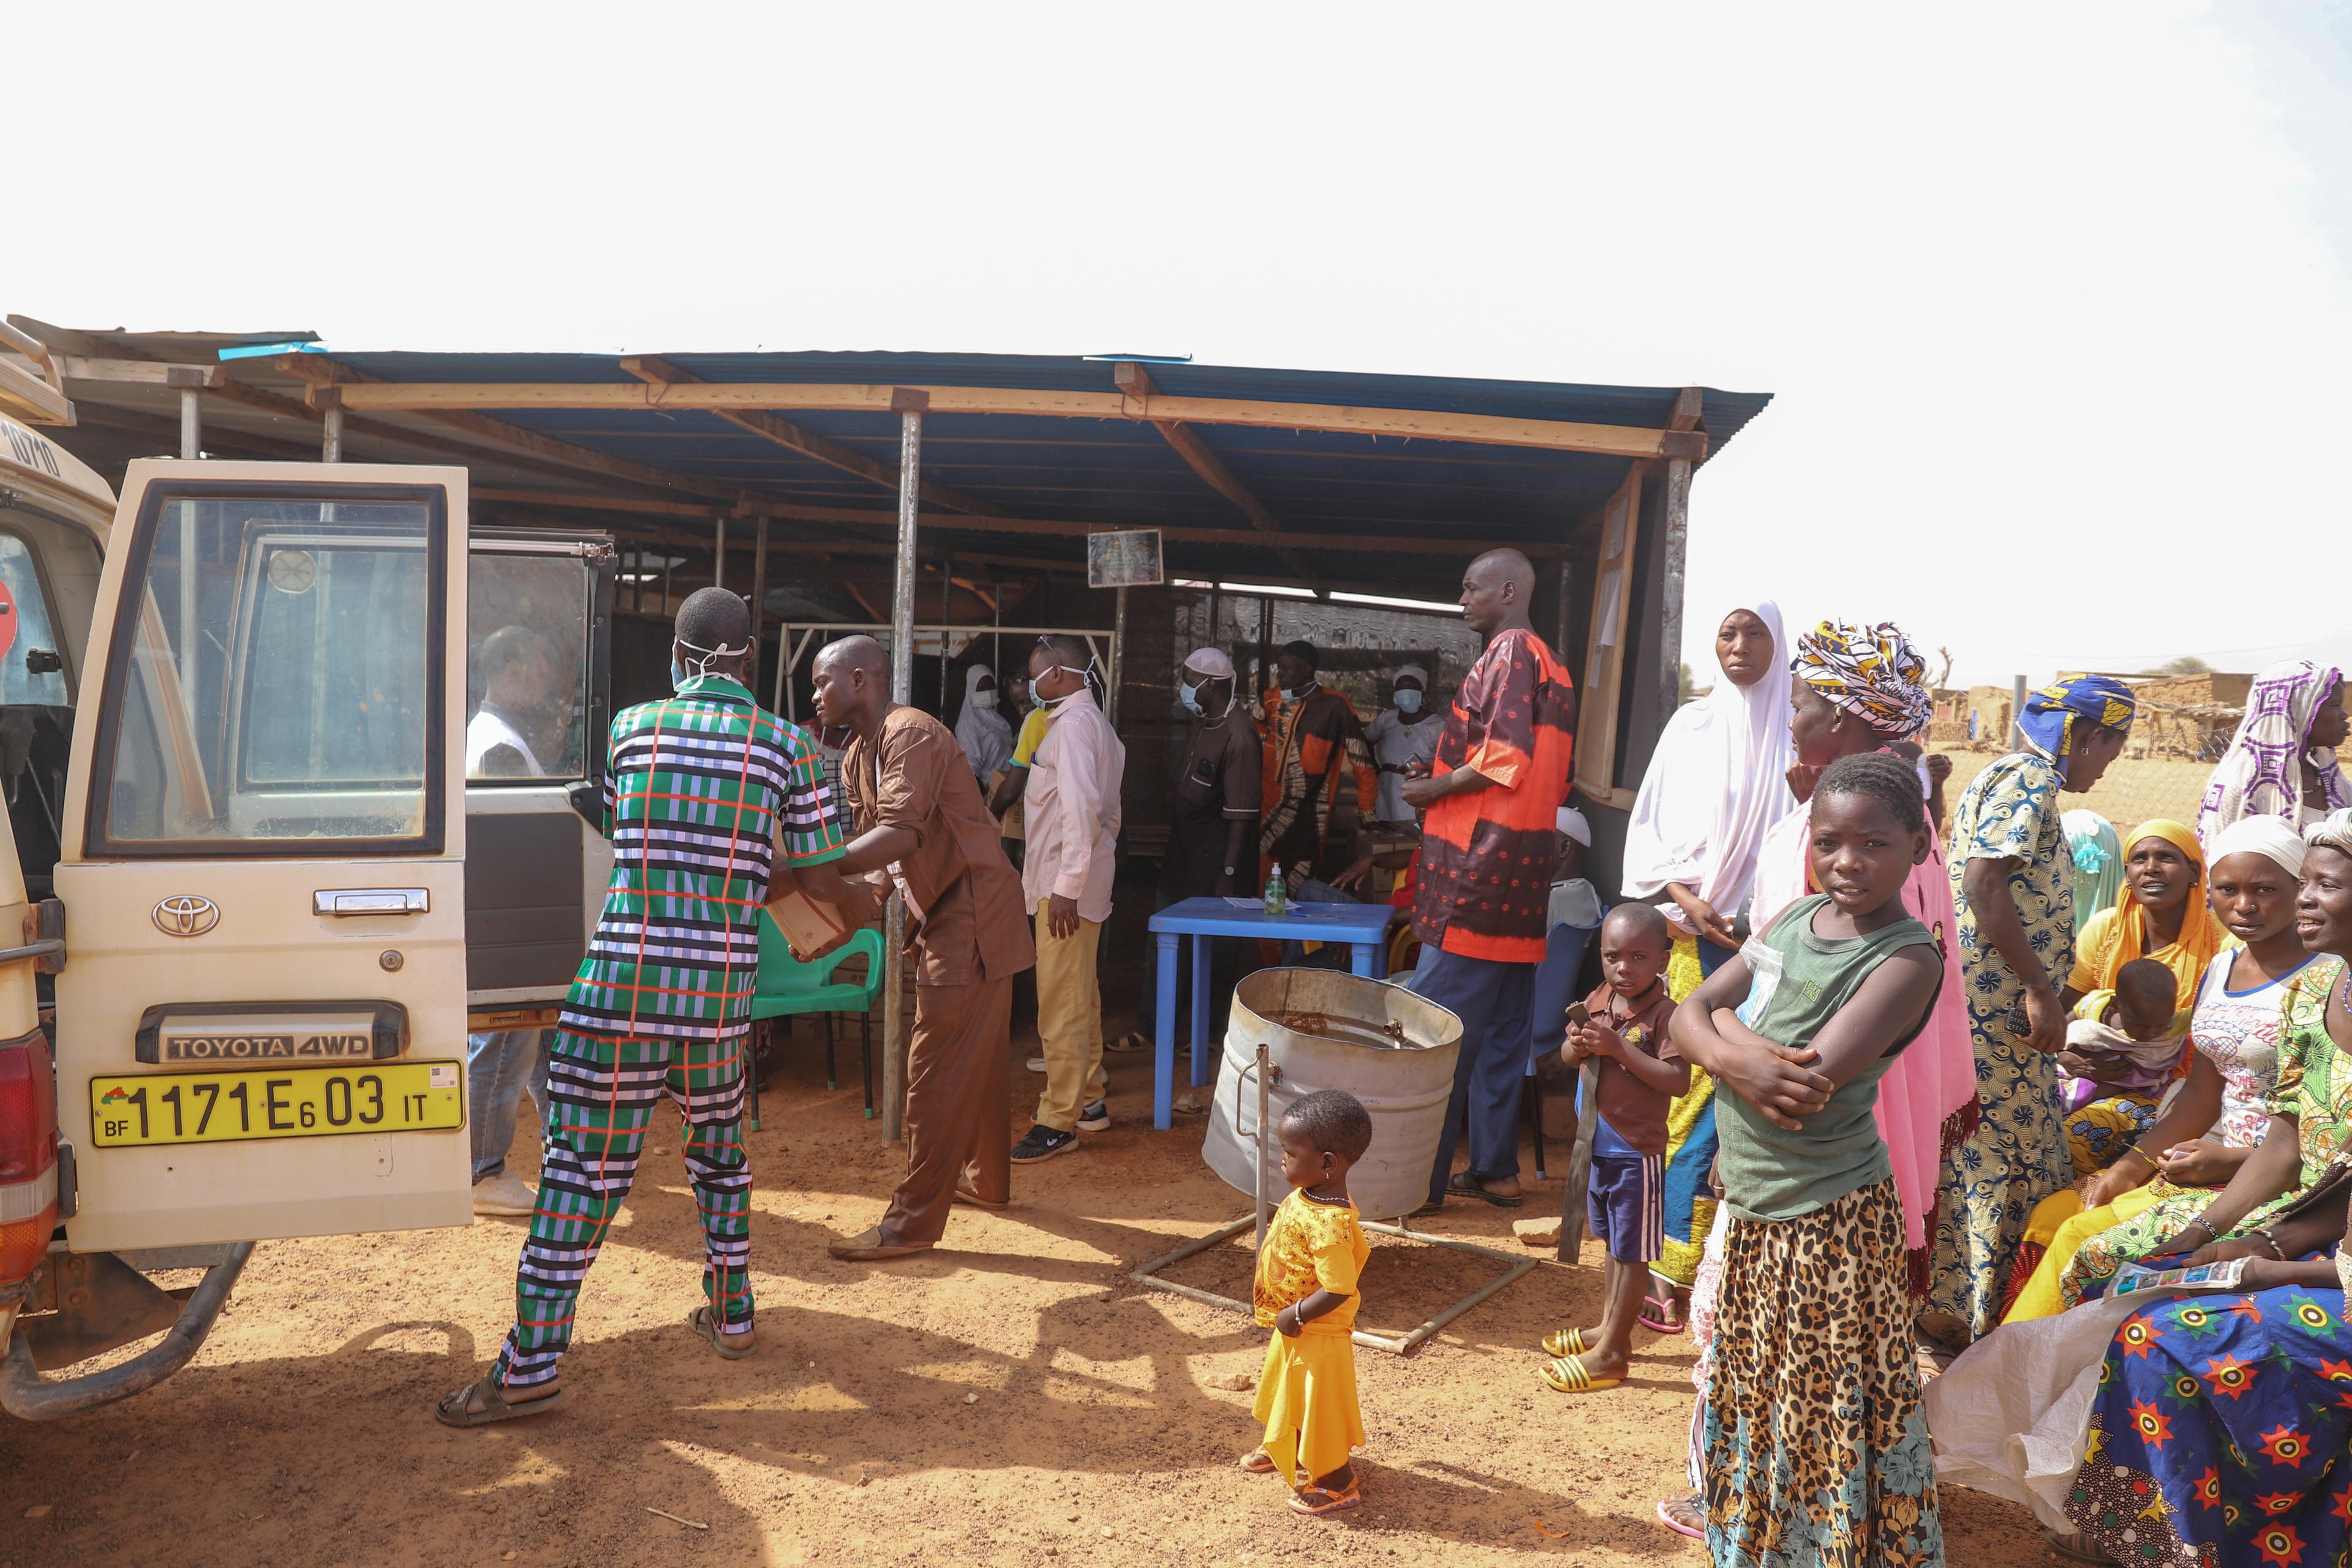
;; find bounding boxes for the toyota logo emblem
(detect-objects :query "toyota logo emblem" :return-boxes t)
[153,895,220,937]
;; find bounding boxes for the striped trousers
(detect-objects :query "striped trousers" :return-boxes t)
[491,1024,753,1389]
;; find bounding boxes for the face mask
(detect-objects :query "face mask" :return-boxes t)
[1280,685,1308,703]
[1394,688,1422,713]
[1178,680,1203,716]
[1036,662,1095,710]
[971,690,998,710]
[673,636,749,689]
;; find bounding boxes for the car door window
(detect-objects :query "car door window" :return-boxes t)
[89,494,447,853]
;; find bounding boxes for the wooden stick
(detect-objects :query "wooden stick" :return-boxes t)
[1558,1060,1602,1265]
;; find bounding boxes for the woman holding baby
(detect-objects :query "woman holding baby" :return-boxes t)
[2002,814,2318,1321]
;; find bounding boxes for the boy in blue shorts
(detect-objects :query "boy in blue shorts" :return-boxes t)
[1538,902,1689,1393]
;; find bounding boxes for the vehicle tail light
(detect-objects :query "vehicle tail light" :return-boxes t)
[0,1030,58,1286]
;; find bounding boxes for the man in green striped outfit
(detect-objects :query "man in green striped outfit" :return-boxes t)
[438,589,868,1426]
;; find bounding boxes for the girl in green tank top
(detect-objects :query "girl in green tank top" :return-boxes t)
[1667,750,1949,1567]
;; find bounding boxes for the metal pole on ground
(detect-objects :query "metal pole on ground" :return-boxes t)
[1657,456,1692,729]
[883,400,925,1140]
[714,516,728,594]
[178,390,200,461]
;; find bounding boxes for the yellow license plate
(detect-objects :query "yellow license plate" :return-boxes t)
[88,1062,465,1148]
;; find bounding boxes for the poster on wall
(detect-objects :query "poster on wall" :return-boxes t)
[1087,529,1163,589]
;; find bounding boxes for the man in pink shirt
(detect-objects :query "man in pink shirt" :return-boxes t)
[1015,635,1126,1163]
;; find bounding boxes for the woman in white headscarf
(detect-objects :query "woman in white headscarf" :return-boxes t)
[953,663,1014,788]
[1616,601,1794,1331]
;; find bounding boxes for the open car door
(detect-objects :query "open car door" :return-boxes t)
[53,462,470,1251]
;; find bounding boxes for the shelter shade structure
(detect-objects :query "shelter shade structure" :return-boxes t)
[15,326,1771,1092]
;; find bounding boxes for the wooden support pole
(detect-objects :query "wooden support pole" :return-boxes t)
[1656,456,1692,731]
[749,516,769,699]
[714,516,727,594]
[1110,586,1128,726]
[883,400,925,1141]
[321,405,344,462]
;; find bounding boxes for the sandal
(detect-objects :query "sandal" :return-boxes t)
[1640,1291,1686,1335]
[1237,1447,1278,1474]
[1289,1480,1361,1516]
[1537,1354,1623,1393]
[434,1374,564,1428]
[1445,1171,1522,1208]
[1655,1495,1706,1540]
[690,1304,756,1360]
[1540,1325,1589,1359]
[1103,1030,1151,1054]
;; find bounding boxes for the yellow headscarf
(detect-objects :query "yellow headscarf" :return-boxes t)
[2085,817,2228,1003]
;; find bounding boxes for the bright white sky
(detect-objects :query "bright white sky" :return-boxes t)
[13,3,2350,688]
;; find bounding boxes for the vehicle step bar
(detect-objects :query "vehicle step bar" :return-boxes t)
[0,1242,252,1420]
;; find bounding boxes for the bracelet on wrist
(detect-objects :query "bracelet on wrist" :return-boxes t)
[2253,1226,2285,1261]
[2182,1216,2217,1240]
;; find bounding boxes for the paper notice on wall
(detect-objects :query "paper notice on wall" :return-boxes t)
[1594,568,1623,647]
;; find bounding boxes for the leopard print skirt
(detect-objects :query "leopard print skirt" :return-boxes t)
[1702,1179,1943,1567]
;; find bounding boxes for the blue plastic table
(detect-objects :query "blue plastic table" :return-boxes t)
[1144,898,1398,1129]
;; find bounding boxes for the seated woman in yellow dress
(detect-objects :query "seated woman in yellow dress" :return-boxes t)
[2003,814,2313,1321]
[2050,818,2229,1175]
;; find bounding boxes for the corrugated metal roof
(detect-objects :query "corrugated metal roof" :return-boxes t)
[319,350,1768,576]
[32,332,1769,591]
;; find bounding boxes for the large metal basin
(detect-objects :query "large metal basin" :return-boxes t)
[1201,968,1463,1222]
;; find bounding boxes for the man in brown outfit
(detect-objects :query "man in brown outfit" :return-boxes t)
[801,636,1035,1261]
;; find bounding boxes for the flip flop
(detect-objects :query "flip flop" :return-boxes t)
[1538,1354,1623,1393]
[434,1374,564,1428]
[1289,1480,1361,1516]
[689,1304,756,1360]
[1445,1171,1522,1208]
[1103,1030,1152,1054]
[1540,1325,1589,1358]
[1237,1447,1278,1474]
[1655,1496,1706,1540]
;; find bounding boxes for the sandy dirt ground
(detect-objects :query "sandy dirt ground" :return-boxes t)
[0,1017,2052,1568]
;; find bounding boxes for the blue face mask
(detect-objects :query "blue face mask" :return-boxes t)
[1178,680,1203,716]
[1394,688,1422,713]
[670,658,689,690]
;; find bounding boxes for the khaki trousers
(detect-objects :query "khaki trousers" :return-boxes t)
[879,976,1012,1246]
[1033,899,1107,1133]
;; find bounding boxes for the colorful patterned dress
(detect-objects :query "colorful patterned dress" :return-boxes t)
[1926,751,2076,1341]
[492,674,842,1390]
[2062,956,2351,1309]
[2064,1281,2352,1566]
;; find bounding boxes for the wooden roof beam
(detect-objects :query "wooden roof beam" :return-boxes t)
[277,353,763,509]
[620,356,1002,518]
[1114,361,1311,578]
[318,380,1709,461]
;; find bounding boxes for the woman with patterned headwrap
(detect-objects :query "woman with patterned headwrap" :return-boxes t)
[2194,658,2348,848]
[1918,676,2136,1351]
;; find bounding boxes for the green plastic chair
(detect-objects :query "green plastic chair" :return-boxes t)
[750,919,886,1118]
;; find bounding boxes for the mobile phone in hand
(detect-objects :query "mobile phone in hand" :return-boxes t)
[1566,1001,1590,1028]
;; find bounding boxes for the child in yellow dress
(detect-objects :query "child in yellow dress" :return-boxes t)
[1241,1088,1374,1516]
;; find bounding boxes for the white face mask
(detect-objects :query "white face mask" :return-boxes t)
[1394,688,1423,713]
[673,636,749,688]
[1036,662,1095,709]
[971,690,998,710]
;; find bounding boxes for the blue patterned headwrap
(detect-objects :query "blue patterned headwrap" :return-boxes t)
[2017,676,2136,760]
